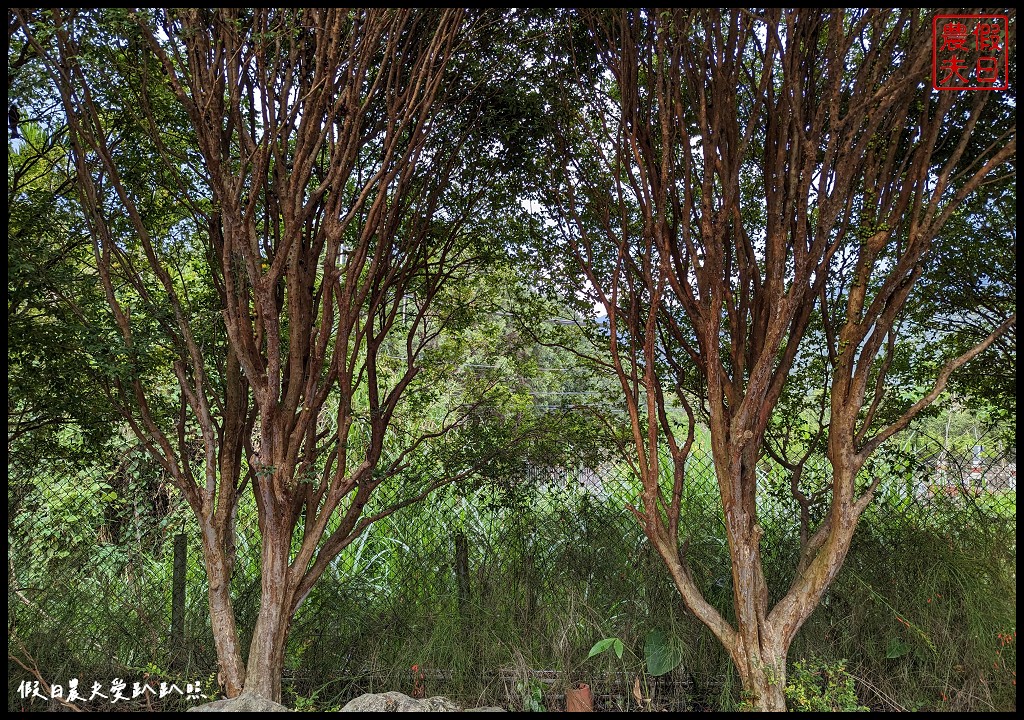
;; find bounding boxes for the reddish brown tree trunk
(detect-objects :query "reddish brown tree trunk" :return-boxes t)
[240,500,298,703]
[720,444,789,711]
[732,637,787,711]
[242,588,293,702]
[726,538,788,710]
[199,524,246,697]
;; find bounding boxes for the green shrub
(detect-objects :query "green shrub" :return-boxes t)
[785,658,868,712]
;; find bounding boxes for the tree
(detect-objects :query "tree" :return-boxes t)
[916,183,1016,432]
[541,9,1015,710]
[13,7,542,701]
[7,123,118,465]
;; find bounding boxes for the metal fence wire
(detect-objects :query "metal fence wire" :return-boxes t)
[7,435,1016,711]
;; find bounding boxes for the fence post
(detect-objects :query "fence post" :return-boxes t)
[454,530,470,616]
[171,532,186,666]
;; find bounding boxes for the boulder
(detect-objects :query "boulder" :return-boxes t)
[187,693,292,712]
[338,692,504,712]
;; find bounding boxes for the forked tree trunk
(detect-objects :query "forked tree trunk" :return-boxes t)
[653,525,790,712]
[727,462,865,711]
[655,432,867,711]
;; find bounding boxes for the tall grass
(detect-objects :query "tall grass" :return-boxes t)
[8,451,1016,711]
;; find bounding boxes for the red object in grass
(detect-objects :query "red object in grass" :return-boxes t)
[566,683,593,712]
[411,664,426,699]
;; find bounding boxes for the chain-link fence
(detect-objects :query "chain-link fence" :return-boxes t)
[8,436,1016,711]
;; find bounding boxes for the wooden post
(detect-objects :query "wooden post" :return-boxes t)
[454,531,470,616]
[171,532,186,665]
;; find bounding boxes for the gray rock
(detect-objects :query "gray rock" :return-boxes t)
[187,693,292,712]
[340,692,499,712]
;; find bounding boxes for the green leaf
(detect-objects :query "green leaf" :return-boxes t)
[588,637,624,660]
[885,637,911,659]
[644,629,683,676]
